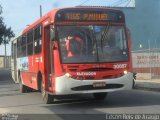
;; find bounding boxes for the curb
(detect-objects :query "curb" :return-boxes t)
[134,80,160,91]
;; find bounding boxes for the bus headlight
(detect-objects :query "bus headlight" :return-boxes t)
[124,70,128,75]
[65,73,71,77]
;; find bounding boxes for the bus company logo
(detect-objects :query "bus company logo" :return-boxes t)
[113,64,127,69]
[77,72,96,76]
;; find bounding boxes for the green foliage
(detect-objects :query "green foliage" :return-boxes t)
[0,5,15,45]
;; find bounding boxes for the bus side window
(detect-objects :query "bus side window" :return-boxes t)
[22,35,27,57]
[27,30,33,55]
[34,25,42,54]
[17,37,22,58]
[12,42,17,59]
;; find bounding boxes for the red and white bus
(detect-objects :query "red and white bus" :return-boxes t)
[11,7,133,104]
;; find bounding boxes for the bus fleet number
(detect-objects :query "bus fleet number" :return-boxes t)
[113,64,127,69]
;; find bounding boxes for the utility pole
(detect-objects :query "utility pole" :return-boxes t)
[0,5,2,14]
[4,37,7,69]
[148,39,152,80]
[40,5,42,18]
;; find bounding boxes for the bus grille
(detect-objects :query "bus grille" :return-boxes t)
[71,84,123,91]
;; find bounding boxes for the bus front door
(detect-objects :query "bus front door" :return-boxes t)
[44,25,54,93]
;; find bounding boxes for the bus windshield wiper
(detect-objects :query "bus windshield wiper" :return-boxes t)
[89,26,99,62]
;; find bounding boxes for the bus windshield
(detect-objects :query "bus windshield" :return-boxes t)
[57,25,128,64]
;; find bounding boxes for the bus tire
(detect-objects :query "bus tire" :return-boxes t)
[37,72,42,92]
[19,75,28,93]
[93,92,107,100]
[41,79,54,104]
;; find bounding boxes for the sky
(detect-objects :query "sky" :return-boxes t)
[0,0,135,55]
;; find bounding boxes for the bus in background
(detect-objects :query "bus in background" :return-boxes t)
[11,7,133,104]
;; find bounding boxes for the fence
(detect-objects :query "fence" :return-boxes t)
[132,49,160,80]
[0,56,11,69]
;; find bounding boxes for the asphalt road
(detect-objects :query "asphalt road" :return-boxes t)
[0,69,160,120]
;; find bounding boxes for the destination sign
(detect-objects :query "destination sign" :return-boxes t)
[55,9,125,22]
[65,13,108,21]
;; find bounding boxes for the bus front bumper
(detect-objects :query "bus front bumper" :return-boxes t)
[55,72,133,95]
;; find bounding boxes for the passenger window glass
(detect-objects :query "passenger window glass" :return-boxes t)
[34,25,42,54]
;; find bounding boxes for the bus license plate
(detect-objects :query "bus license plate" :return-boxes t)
[93,82,106,87]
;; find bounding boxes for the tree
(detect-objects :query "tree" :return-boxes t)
[0,5,15,68]
[0,5,15,45]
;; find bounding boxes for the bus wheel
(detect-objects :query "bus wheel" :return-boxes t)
[41,80,54,104]
[19,76,28,93]
[93,92,107,100]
